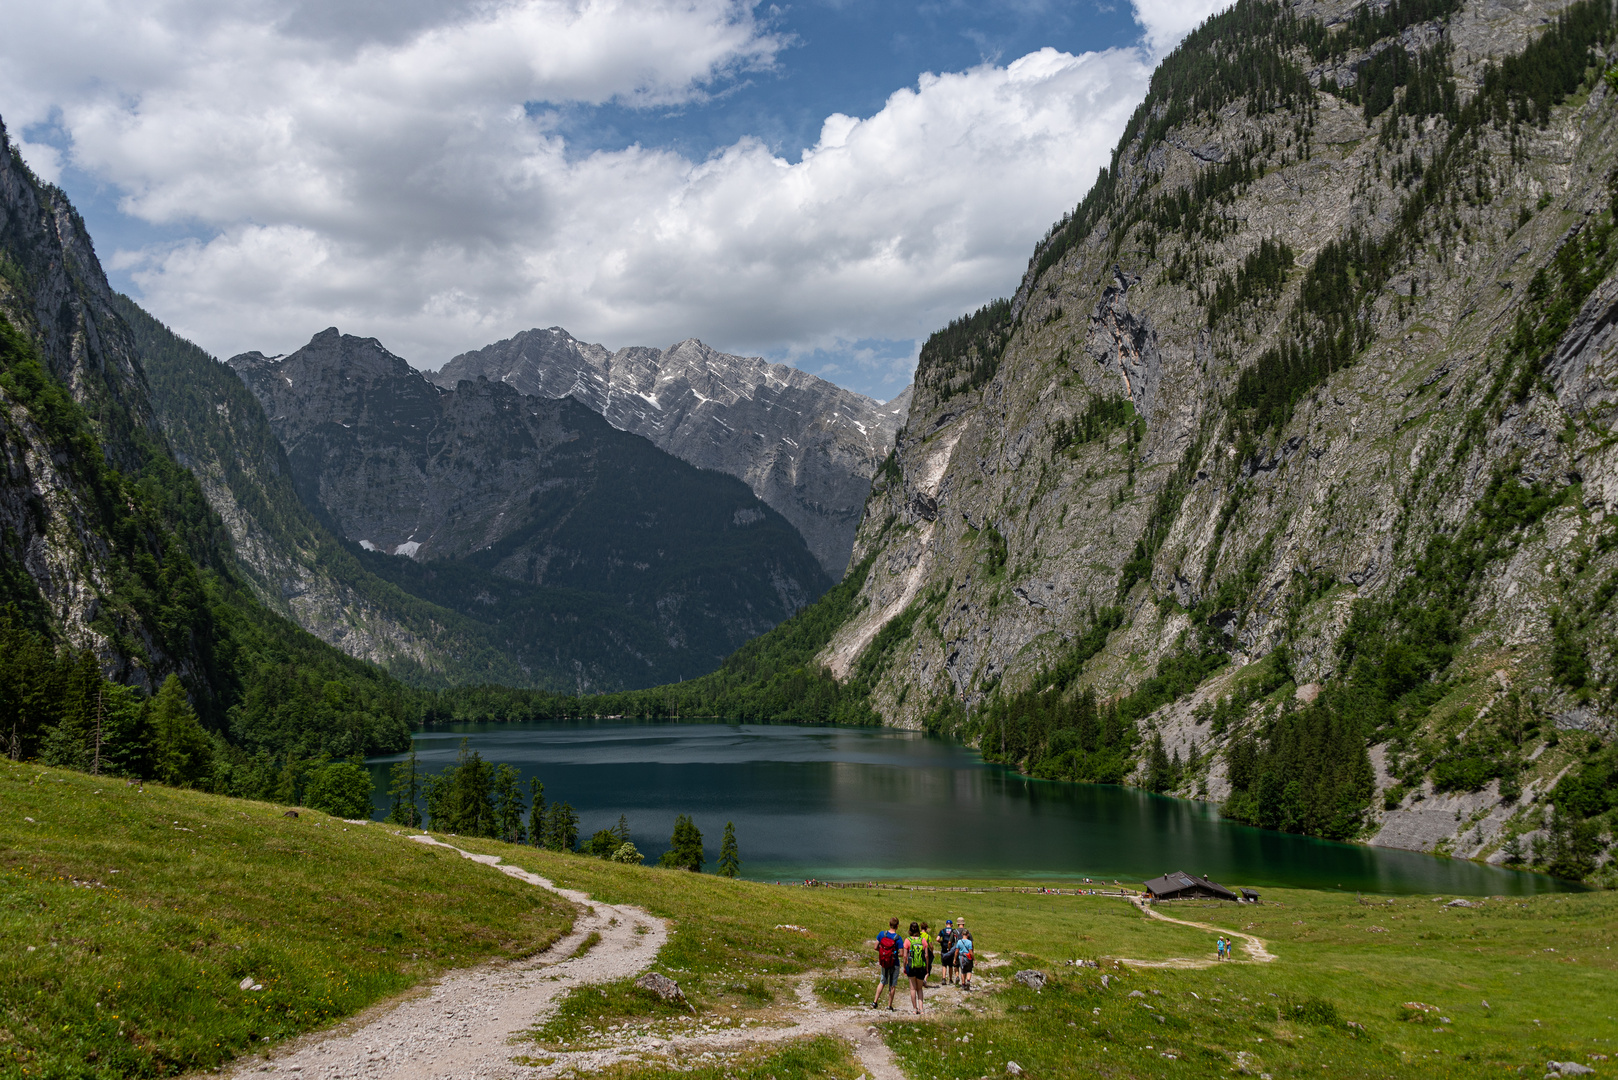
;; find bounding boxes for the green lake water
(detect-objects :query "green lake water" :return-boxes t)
[366,720,1573,895]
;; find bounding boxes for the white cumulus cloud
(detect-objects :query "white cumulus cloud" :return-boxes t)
[0,0,1221,393]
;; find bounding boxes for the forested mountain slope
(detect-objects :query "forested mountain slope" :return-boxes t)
[231,330,830,690]
[435,328,907,577]
[0,118,417,788]
[811,0,1618,880]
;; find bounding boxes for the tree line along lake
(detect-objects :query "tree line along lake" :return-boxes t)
[366,719,1574,895]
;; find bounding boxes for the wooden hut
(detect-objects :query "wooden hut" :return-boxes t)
[1143,871,1239,901]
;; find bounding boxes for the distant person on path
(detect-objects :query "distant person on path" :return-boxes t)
[873,918,902,1010]
[919,921,935,985]
[938,920,959,986]
[903,921,929,1014]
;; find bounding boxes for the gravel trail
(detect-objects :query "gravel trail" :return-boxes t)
[223,836,912,1080]
[1124,897,1277,964]
[225,836,666,1080]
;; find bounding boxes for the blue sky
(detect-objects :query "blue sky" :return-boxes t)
[2,0,1214,399]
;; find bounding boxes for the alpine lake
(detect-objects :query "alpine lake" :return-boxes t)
[367,720,1575,896]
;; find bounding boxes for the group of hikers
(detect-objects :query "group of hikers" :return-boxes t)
[872,916,973,1014]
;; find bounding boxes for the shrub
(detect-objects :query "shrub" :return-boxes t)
[304,761,374,819]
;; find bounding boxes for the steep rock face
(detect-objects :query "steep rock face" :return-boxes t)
[232,330,830,687]
[119,298,532,686]
[0,130,157,461]
[0,122,224,696]
[434,327,906,576]
[826,0,1618,870]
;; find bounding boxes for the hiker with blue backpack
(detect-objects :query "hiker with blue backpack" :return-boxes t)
[872,917,902,1010]
[938,919,959,986]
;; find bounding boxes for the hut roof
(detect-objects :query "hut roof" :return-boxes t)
[1144,871,1238,901]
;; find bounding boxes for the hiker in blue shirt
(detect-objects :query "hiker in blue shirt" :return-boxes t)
[872,917,902,1010]
[938,919,959,986]
[950,926,975,992]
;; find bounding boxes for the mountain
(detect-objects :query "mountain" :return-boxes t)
[0,116,416,772]
[559,0,1618,883]
[230,329,831,690]
[830,0,1618,872]
[433,328,907,576]
[117,297,537,688]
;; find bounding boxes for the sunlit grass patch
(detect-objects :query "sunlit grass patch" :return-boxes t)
[812,973,871,1009]
[0,763,571,1079]
[526,977,694,1049]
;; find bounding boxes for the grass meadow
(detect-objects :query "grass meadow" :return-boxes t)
[2,762,1614,1079]
[0,762,571,1078]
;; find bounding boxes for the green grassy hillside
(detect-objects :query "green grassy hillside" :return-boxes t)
[5,763,1613,1079]
[0,763,572,1078]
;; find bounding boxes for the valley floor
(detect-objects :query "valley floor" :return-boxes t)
[3,767,1615,1079]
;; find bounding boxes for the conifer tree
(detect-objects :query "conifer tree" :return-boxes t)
[0,613,61,761]
[1146,734,1173,793]
[544,802,579,851]
[527,777,546,846]
[659,814,704,871]
[492,763,526,842]
[40,652,103,772]
[386,748,423,827]
[718,821,740,878]
[151,674,212,788]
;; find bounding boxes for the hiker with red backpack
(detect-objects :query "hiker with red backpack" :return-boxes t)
[903,921,930,1014]
[872,917,902,1010]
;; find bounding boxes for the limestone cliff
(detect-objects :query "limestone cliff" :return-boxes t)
[822,0,1618,879]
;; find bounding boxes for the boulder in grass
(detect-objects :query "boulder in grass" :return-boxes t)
[1547,1063,1595,1076]
[1396,1002,1440,1022]
[1006,1063,1024,1077]
[1014,970,1046,991]
[635,972,692,1011]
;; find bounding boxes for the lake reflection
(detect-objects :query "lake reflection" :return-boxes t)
[366,720,1571,896]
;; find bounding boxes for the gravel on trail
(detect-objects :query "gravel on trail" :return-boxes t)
[224,835,908,1080]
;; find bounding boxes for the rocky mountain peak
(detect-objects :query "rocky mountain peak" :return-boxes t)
[228,325,830,686]
[432,327,906,576]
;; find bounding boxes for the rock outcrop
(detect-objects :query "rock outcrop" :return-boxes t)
[434,328,907,577]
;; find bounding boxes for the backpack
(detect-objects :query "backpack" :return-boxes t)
[904,936,928,974]
[876,931,899,967]
[939,927,956,952]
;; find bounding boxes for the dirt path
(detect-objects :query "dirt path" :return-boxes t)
[225,836,667,1080]
[224,837,914,1080]
[1118,897,1277,966]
